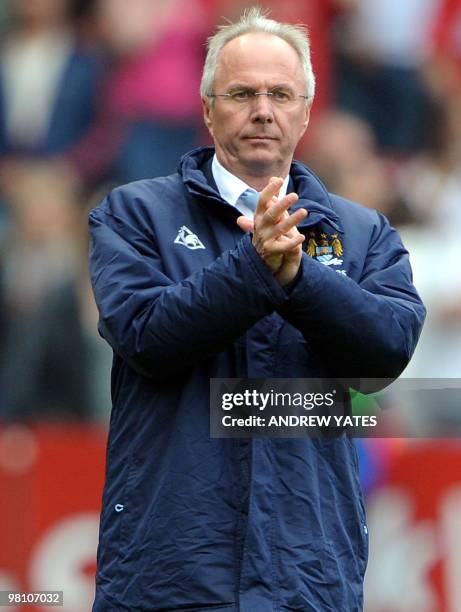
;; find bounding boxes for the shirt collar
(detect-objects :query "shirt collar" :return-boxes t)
[211,154,289,206]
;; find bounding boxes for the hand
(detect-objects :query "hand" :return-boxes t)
[237,177,307,286]
[274,230,304,287]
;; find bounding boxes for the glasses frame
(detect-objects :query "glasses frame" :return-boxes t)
[207,90,310,105]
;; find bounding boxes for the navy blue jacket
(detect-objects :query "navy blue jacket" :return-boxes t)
[89,146,425,611]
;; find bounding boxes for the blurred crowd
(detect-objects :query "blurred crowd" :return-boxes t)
[0,0,460,423]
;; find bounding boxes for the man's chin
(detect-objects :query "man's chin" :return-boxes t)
[240,152,282,175]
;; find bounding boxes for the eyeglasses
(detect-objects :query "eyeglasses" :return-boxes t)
[208,87,310,108]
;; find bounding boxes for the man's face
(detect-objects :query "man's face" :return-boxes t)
[202,32,311,181]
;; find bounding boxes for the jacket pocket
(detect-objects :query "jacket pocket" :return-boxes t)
[346,437,369,577]
[116,454,140,554]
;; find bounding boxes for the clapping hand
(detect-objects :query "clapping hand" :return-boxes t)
[236,177,307,286]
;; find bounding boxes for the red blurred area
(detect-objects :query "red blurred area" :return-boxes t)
[0,425,106,612]
[1,428,461,611]
[365,440,461,612]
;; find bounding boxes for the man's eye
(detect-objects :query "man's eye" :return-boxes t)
[271,90,291,102]
[231,90,252,101]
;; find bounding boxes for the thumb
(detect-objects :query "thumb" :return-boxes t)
[236,215,254,233]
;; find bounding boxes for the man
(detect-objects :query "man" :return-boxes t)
[89,8,425,611]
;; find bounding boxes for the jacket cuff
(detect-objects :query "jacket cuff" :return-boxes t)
[283,258,304,295]
[284,252,339,304]
[239,232,288,307]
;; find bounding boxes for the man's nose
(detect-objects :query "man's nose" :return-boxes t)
[250,94,274,123]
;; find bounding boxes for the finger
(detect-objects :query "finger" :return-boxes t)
[236,215,254,233]
[263,192,299,224]
[263,208,307,243]
[271,208,308,237]
[254,207,304,245]
[268,194,288,217]
[284,243,304,257]
[267,233,305,254]
[256,177,284,213]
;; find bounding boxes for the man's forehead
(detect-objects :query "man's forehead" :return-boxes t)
[216,32,304,82]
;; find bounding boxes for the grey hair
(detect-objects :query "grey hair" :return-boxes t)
[200,6,316,100]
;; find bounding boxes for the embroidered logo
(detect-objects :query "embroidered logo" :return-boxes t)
[174,225,205,250]
[306,231,343,266]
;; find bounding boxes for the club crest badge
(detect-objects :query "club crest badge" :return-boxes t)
[306,232,343,266]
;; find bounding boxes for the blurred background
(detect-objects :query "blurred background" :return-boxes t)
[0,0,460,610]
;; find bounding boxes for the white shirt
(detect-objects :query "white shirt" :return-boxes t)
[211,154,289,219]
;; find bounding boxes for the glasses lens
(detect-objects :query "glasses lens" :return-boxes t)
[228,89,298,106]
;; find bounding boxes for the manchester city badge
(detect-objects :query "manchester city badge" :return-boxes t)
[306,231,343,266]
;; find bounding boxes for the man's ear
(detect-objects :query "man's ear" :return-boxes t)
[202,97,214,136]
[300,98,313,137]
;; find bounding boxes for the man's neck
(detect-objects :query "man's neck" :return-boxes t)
[212,154,290,208]
[214,154,290,192]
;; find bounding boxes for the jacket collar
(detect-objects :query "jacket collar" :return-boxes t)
[178,146,342,233]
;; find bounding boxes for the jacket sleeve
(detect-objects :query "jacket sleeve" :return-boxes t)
[277,212,426,380]
[89,195,288,379]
